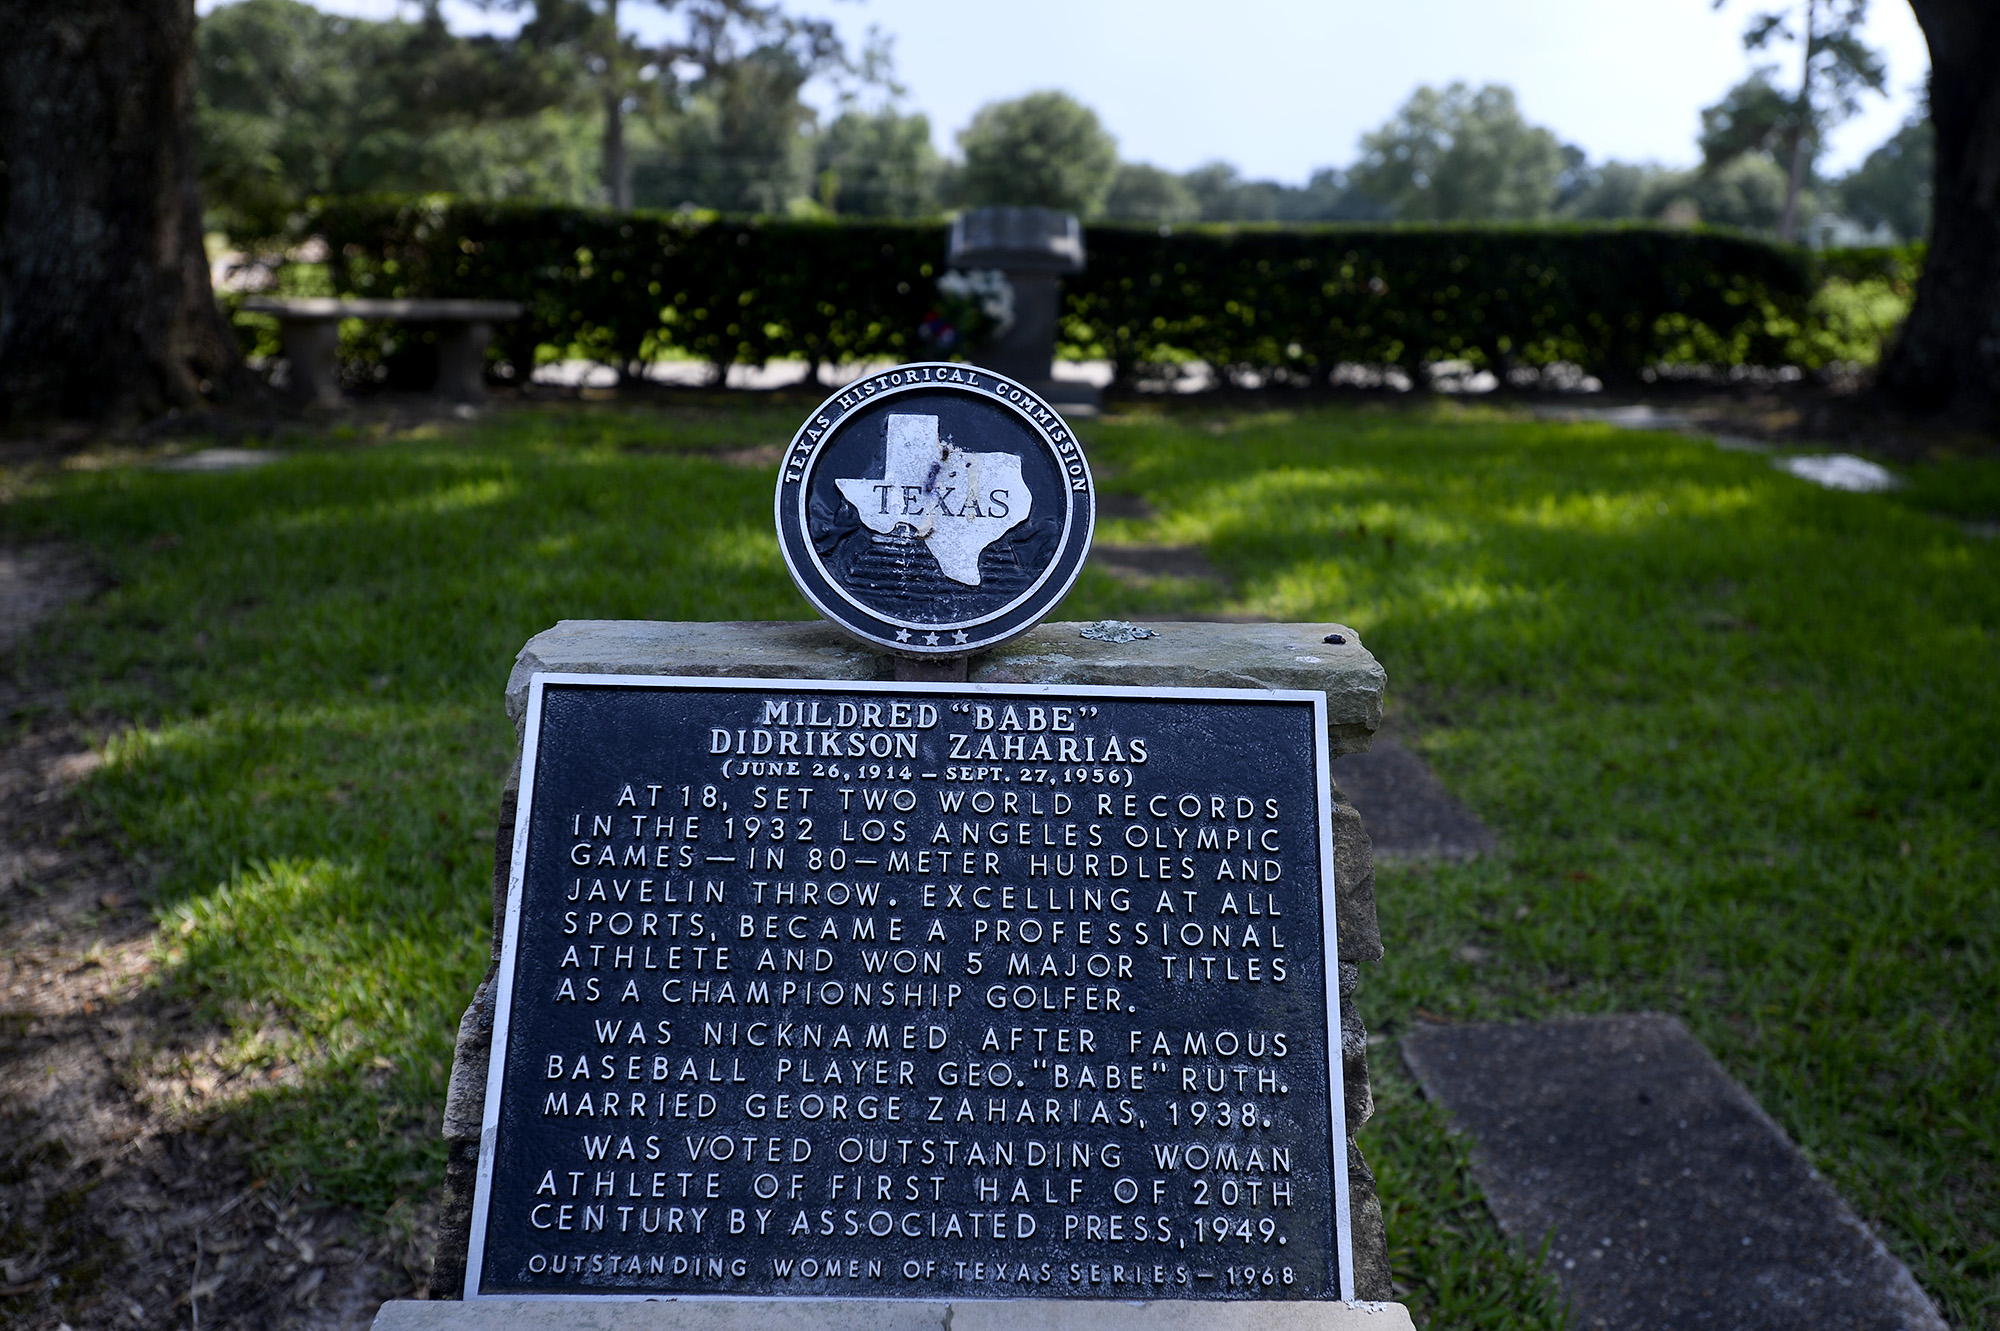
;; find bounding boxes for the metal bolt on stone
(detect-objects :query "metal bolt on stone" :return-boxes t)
[392,364,1407,1331]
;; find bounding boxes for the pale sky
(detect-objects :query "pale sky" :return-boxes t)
[202,0,1932,178]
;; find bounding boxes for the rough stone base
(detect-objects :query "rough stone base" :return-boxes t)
[373,1296,1415,1331]
[430,621,1394,1303]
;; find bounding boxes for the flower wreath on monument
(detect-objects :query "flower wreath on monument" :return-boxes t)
[918,268,1015,353]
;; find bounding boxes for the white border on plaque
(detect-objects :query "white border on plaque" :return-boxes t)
[465,674,1354,1302]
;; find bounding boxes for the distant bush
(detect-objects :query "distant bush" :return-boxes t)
[1789,245,1922,369]
[295,198,1917,386]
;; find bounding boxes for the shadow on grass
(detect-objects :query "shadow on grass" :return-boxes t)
[15,406,812,1216]
[1078,403,2000,1326]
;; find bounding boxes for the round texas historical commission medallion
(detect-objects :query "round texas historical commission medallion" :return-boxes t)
[775,363,1095,656]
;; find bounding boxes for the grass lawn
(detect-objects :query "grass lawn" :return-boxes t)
[2,398,1994,1327]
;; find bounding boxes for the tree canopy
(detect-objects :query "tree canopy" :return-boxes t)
[1712,0,1888,239]
[197,0,594,234]
[812,107,939,218]
[630,44,817,213]
[954,90,1118,216]
[502,0,848,209]
[184,0,1933,242]
[1347,83,1578,221]
[1837,111,1932,239]
[1102,163,1198,224]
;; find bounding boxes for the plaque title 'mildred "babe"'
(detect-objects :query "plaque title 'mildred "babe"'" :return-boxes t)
[705,698,1145,774]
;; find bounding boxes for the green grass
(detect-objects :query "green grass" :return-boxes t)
[1895,451,2000,526]
[2,399,1994,1327]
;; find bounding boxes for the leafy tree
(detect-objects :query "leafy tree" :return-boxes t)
[631,45,816,213]
[1554,154,1805,232]
[1181,162,1257,221]
[1347,83,1576,220]
[1102,163,1199,224]
[1654,155,1800,231]
[1697,70,1799,167]
[1837,111,1932,240]
[811,106,939,218]
[955,91,1118,216]
[1173,162,1382,223]
[1711,0,1887,241]
[1559,161,1675,220]
[1277,169,1385,221]
[197,0,595,235]
[508,0,846,210]
[1280,168,1390,222]
[1202,171,1298,223]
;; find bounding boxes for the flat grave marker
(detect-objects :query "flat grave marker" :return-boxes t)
[1402,1015,1947,1331]
[1329,730,1494,862]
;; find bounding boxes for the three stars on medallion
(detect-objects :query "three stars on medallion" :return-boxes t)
[896,628,970,647]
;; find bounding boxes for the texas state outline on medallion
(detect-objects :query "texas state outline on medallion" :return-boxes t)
[774,363,1094,656]
[832,413,1032,587]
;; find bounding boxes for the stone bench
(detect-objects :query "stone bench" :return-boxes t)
[241,296,524,405]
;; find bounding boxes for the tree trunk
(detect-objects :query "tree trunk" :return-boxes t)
[1777,3,1815,246]
[604,87,632,212]
[1880,0,2000,421]
[0,0,242,421]
[1779,125,1810,244]
[600,0,631,212]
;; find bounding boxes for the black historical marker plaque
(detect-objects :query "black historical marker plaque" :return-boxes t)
[466,676,1355,1302]
[774,365,1094,656]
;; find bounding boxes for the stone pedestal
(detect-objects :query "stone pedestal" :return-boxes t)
[276,316,344,406]
[948,208,1099,411]
[419,620,1395,1319]
[434,320,497,403]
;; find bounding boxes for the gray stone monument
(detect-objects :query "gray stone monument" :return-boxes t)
[387,622,1402,1331]
[375,366,1405,1329]
[948,208,1100,411]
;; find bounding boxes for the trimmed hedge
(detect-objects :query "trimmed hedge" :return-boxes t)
[1077,224,1822,383]
[308,198,944,383]
[299,198,1903,386]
